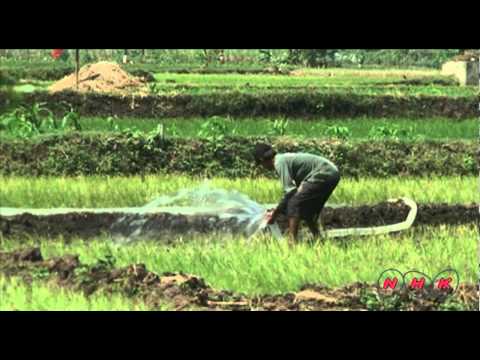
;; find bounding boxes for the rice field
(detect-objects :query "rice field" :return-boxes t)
[13,81,478,97]
[0,175,475,208]
[74,116,477,141]
[1,59,477,311]
[0,225,475,295]
[10,68,479,97]
[0,276,161,310]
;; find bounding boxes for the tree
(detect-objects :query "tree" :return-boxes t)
[202,49,225,67]
[286,49,338,67]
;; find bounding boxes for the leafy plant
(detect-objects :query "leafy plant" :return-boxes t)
[0,102,83,138]
[324,125,351,140]
[368,125,400,140]
[258,49,272,63]
[168,123,180,137]
[145,124,165,150]
[60,107,82,131]
[0,103,52,138]
[107,117,120,132]
[149,82,160,95]
[463,155,476,172]
[269,118,289,136]
[197,117,229,142]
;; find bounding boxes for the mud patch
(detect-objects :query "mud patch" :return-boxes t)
[0,202,476,240]
[0,247,476,311]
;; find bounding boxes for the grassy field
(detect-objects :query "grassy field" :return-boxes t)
[74,116,476,141]
[0,225,475,295]
[0,176,475,208]
[0,276,161,310]
[13,81,478,98]
[153,71,454,87]
[10,68,478,97]
[2,115,476,141]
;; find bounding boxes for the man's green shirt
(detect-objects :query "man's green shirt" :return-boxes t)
[274,153,339,193]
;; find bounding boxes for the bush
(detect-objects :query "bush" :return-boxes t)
[0,103,81,138]
[0,134,476,177]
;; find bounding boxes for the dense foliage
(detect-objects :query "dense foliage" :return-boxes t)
[0,133,476,177]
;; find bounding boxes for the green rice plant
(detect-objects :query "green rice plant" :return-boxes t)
[0,175,475,208]
[1,225,475,296]
[0,276,158,310]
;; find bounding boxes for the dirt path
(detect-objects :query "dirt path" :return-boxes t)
[0,247,476,311]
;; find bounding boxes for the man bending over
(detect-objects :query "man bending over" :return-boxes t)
[254,143,340,244]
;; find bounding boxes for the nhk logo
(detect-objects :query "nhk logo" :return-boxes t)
[377,268,459,294]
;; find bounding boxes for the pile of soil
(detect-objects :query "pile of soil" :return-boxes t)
[48,61,148,96]
[0,247,476,311]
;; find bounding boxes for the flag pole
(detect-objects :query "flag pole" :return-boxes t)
[75,49,80,90]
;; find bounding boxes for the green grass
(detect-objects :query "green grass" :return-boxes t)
[153,69,446,86]
[0,225,475,295]
[9,68,478,97]
[0,175,475,208]
[0,276,162,310]
[71,116,477,141]
[18,82,476,97]
[2,114,476,141]
[149,71,477,97]
[13,80,51,93]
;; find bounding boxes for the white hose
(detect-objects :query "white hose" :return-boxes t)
[323,197,417,238]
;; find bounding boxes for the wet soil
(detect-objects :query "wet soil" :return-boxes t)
[0,202,476,240]
[0,247,476,311]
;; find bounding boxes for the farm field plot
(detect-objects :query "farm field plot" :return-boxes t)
[8,67,479,97]
[0,276,156,311]
[0,224,476,310]
[72,116,477,141]
[12,79,479,98]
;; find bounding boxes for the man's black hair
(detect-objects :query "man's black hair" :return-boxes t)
[254,143,276,164]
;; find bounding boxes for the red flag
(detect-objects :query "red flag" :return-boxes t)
[51,49,64,60]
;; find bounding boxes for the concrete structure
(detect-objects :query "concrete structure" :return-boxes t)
[441,60,479,86]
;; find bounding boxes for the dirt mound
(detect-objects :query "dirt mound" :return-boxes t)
[48,62,148,96]
[0,247,476,310]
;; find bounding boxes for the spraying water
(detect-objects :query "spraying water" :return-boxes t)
[112,183,284,242]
